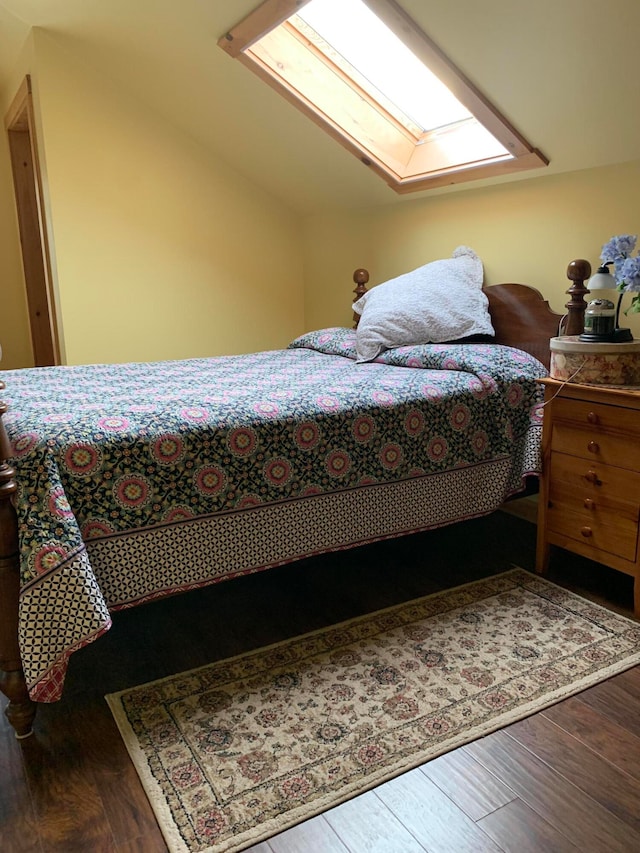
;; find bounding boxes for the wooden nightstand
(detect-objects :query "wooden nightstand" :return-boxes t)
[535,379,640,615]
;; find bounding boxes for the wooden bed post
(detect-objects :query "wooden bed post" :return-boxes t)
[564,259,591,336]
[0,383,36,738]
[352,268,369,328]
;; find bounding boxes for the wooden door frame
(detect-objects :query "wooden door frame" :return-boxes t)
[5,75,61,366]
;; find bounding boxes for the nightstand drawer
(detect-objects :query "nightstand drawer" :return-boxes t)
[553,397,640,437]
[551,421,640,470]
[549,452,640,518]
[546,502,639,562]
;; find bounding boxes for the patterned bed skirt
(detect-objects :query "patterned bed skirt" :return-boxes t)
[19,426,539,702]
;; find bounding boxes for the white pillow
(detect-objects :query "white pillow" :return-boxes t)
[352,246,494,362]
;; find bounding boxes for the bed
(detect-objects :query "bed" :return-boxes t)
[0,256,591,738]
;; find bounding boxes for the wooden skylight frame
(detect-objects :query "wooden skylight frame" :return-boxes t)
[218,0,548,194]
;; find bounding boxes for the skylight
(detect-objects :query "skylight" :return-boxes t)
[297,0,473,133]
[219,0,547,193]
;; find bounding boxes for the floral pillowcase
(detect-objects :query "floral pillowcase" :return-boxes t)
[289,328,547,382]
[288,327,358,360]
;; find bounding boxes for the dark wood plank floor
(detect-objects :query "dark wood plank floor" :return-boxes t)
[2,509,640,852]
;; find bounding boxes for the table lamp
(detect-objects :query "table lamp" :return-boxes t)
[581,263,633,343]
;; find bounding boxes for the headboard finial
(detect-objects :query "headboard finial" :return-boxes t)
[566,258,592,283]
[353,268,369,287]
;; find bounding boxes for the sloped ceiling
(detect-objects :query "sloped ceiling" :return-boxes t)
[1,0,639,213]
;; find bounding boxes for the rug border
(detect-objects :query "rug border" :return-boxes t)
[106,567,640,853]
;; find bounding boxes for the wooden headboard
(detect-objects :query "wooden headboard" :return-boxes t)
[352,259,592,370]
[483,283,562,369]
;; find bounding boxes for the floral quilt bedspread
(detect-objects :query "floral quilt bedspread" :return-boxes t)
[1,328,546,700]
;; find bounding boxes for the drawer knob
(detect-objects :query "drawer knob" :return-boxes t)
[581,526,593,538]
[585,470,601,485]
[588,441,600,454]
[584,498,595,510]
[587,411,599,424]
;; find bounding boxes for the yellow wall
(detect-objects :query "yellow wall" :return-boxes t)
[1,30,304,368]
[303,160,640,341]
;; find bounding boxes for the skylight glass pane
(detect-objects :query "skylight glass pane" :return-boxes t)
[296,0,472,132]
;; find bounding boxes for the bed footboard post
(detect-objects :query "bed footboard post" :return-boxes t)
[0,387,36,738]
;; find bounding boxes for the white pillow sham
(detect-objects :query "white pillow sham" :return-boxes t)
[352,246,494,362]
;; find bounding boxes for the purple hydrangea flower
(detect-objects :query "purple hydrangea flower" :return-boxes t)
[618,257,640,292]
[599,234,640,314]
[600,234,637,264]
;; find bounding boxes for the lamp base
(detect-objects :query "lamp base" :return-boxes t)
[612,327,634,343]
[579,327,634,343]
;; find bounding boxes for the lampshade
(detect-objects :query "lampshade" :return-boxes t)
[587,264,616,290]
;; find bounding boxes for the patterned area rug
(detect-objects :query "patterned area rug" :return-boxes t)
[107,568,640,853]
